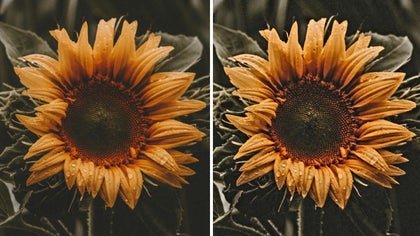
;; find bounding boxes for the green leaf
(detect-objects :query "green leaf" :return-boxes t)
[365,33,413,72]
[155,33,203,72]
[0,22,56,67]
[213,24,266,67]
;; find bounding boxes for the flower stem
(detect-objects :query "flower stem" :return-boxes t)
[88,199,114,236]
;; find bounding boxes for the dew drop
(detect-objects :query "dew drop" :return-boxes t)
[275,172,281,178]
[128,173,134,179]
[299,171,303,176]
[281,163,287,168]
[71,163,76,168]
[338,173,343,179]
[65,173,71,177]
[89,171,94,176]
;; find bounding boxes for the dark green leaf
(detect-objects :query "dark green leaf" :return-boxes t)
[0,181,14,220]
[155,33,203,72]
[0,42,19,90]
[213,24,266,67]
[365,33,413,72]
[0,22,56,67]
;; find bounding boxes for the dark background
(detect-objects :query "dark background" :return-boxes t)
[0,0,210,235]
[214,0,420,235]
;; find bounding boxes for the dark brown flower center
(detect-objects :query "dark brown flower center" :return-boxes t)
[61,79,149,167]
[271,76,359,166]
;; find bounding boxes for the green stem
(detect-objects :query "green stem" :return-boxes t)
[88,199,114,236]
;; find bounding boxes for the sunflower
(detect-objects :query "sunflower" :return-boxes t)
[225,18,416,209]
[15,18,205,209]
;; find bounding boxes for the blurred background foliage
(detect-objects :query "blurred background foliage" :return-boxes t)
[214,0,420,235]
[0,0,209,235]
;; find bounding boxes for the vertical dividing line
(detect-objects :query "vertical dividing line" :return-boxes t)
[209,0,214,235]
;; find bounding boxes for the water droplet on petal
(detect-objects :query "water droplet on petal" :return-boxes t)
[71,163,76,168]
[128,173,133,179]
[338,173,343,179]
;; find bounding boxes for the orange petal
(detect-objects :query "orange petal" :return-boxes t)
[147,100,206,121]
[273,157,291,190]
[350,72,405,108]
[142,145,179,171]
[137,159,186,188]
[26,163,63,186]
[139,72,194,108]
[236,162,273,186]
[357,99,416,120]
[63,157,81,189]
[29,149,67,172]
[321,20,347,79]
[346,159,397,188]
[147,119,205,149]
[23,133,64,159]
[357,119,415,149]
[234,133,275,159]
[351,145,389,172]
[93,18,116,75]
[100,167,121,208]
[239,148,277,171]
[303,18,326,74]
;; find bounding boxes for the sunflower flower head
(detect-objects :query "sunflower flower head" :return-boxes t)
[15,18,205,209]
[225,18,415,209]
